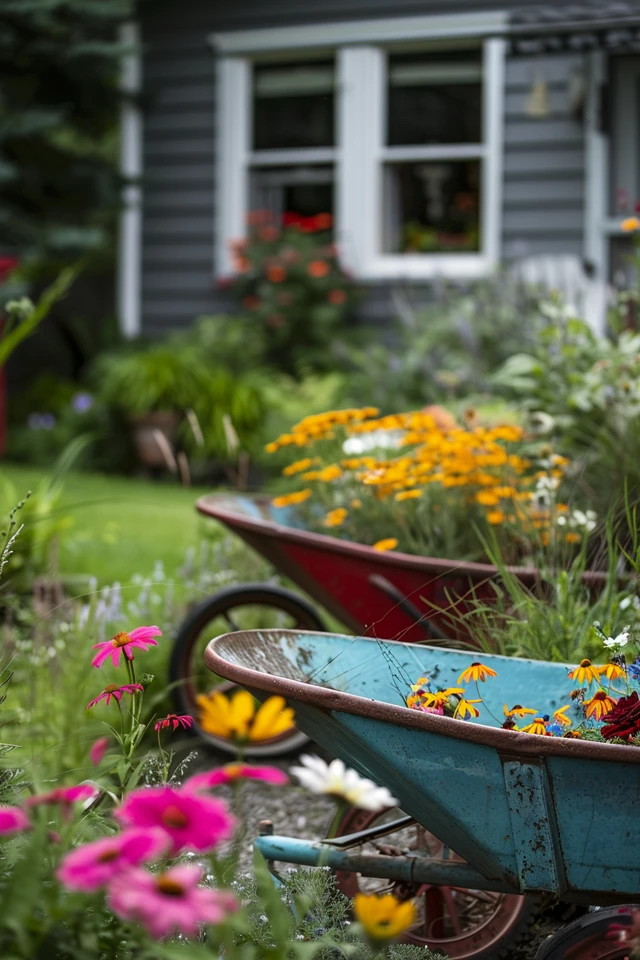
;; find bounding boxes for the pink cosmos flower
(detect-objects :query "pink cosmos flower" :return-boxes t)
[26,784,99,814]
[185,763,289,793]
[154,714,193,733]
[57,828,169,891]
[87,684,144,709]
[108,864,238,939]
[91,626,162,669]
[114,785,236,854]
[89,737,109,766]
[0,806,30,835]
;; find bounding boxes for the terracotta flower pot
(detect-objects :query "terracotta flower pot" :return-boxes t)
[129,411,179,468]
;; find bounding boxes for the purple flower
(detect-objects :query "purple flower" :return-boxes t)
[40,413,56,430]
[72,392,93,413]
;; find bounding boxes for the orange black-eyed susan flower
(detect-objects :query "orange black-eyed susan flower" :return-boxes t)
[567,659,601,686]
[458,662,498,685]
[584,691,617,721]
[503,704,536,719]
[521,717,549,736]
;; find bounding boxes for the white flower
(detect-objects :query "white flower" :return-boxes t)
[290,755,398,811]
[620,596,640,612]
[603,626,631,649]
[529,411,556,435]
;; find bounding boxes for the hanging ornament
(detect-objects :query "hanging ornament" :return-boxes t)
[525,74,551,118]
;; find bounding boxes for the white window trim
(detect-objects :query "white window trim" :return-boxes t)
[213,13,507,281]
[117,21,143,338]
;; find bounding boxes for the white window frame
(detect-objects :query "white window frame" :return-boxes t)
[211,12,507,281]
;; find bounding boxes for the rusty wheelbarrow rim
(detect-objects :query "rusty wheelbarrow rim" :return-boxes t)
[196,493,609,588]
[205,628,640,767]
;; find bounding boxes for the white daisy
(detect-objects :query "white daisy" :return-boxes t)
[290,755,398,811]
[603,626,631,649]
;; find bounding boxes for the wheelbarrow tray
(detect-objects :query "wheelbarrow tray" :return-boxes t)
[206,628,640,905]
[198,493,606,643]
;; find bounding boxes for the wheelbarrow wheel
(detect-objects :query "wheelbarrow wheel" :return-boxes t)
[169,583,326,758]
[332,805,539,960]
[535,905,640,959]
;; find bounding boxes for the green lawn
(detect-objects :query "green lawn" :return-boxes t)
[1,464,219,586]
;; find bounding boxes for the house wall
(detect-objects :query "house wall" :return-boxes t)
[138,0,586,335]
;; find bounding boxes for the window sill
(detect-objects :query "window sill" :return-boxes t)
[353,254,495,281]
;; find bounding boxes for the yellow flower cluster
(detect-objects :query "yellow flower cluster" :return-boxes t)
[268,407,573,549]
[265,407,380,453]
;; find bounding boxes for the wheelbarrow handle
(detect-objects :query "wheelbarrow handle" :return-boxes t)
[368,574,449,642]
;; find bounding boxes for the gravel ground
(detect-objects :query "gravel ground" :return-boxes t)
[184,746,572,959]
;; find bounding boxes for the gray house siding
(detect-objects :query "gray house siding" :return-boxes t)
[139,0,587,335]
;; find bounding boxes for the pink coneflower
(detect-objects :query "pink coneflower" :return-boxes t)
[57,828,169,892]
[0,806,30,835]
[26,784,99,814]
[108,864,238,940]
[154,714,193,733]
[91,626,162,668]
[114,786,236,854]
[86,684,144,709]
[89,737,109,766]
[185,763,289,792]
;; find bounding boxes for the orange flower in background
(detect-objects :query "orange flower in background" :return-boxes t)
[487,510,506,525]
[328,288,346,305]
[324,508,348,528]
[621,216,640,232]
[395,489,422,501]
[314,212,333,230]
[272,489,312,508]
[282,458,318,477]
[267,264,286,283]
[598,662,626,682]
[308,260,329,278]
[235,257,250,273]
[565,532,581,544]
[373,538,398,552]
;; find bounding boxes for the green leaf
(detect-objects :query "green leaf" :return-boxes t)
[0,262,83,367]
[252,846,293,949]
[0,822,48,949]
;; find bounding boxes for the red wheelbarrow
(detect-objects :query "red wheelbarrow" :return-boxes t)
[168,492,607,758]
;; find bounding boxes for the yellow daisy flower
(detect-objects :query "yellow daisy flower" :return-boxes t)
[584,691,617,721]
[553,705,572,727]
[272,489,312,508]
[598,662,625,682]
[567,659,601,686]
[504,704,537,719]
[354,893,416,942]
[458,662,498,684]
[372,538,398,552]
[196,691,295,742]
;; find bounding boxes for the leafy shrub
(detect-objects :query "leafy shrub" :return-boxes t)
[227,212,357,375]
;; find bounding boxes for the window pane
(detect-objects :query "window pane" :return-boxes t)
[387,51,482,146]
[383,160,481,253]
[250,165,334,231]
[253,61,334,150]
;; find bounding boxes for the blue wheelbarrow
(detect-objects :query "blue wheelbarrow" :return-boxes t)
[206,628,640,960]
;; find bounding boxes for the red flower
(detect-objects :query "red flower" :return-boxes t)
[242,295,260,310]
[267,264,286,283]
[0,257,19,284]
[308,260,329,278]
[259,226,279,242]
[601,690,640,740]
[155,714,193,733]
[314,212,333,230]
[246,210,272,227]
[283,212,302,228]
[328,288,346,305]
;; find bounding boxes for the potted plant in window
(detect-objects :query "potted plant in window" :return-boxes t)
[94,344,205,468]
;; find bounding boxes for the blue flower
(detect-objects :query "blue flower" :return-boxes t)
[628,658,640,682]
[72,392,93,413]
